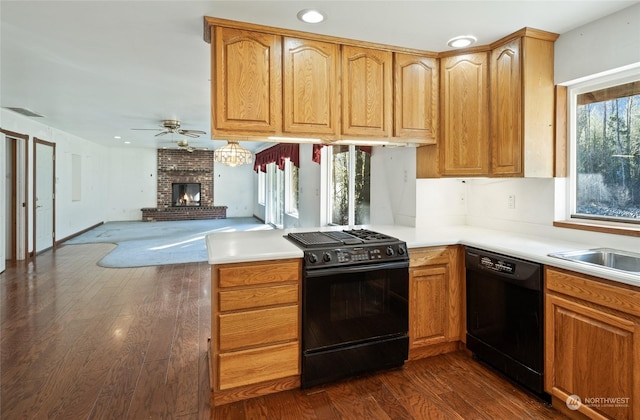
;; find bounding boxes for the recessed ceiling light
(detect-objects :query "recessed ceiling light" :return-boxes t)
[124,141,131,144]
[114,135,121,139]
[297,9,325,24]
[447,35,477,48]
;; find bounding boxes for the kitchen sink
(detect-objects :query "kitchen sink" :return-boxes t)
[548,248,640,275]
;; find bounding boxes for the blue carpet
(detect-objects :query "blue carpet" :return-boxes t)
[65,218,273,268]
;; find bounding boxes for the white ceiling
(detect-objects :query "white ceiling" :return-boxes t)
[1,0,637,151]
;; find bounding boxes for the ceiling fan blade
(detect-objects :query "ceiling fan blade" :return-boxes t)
[180,132,200,138]
[131,128,163,131]
[154,131,169,137]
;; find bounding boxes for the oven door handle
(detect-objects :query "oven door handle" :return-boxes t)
[305,261,409,278]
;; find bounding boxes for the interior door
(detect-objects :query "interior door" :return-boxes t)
[34,139,55,253]
[1,129,29,262]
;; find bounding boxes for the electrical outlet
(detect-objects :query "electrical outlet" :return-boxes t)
[507,194,516,209]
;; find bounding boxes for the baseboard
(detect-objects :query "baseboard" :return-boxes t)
[55,221,104,246]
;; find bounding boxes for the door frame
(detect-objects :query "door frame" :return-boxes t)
[33,137,56,255]
[1,128,29,261]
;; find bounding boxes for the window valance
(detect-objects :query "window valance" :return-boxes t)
[253,143,300,172]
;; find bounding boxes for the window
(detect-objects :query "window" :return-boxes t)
[258,171,265,205]
[326,145,370,225]
[263,159,298,228]
[265,162,284,228]
[569,70,640,225]
[285,162,299,217]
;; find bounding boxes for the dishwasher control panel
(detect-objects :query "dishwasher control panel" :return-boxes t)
[479,255,516,274]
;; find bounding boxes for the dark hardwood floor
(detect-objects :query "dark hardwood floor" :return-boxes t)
[1,243,567,419]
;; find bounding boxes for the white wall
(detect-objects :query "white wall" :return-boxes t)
[104,147,157,221]
[370,146,416,226]
[0,109,162,246]
[214,159,255,218]
[415,178,468,228]
[555,3,640,84]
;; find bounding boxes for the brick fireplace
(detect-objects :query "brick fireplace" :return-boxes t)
[141,149,227,221]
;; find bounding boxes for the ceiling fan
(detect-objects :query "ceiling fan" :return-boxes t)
[132,119,206,138]
[176,140,196,152]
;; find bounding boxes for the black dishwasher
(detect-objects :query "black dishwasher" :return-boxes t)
[465,247,550,402]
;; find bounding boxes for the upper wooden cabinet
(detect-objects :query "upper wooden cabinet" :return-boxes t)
[439,52,490,176]
[491,31,557,177]
[394,53,439,143]
[205,17,438,144]
[212,27,282,135]
[418,28,558,178]
[341,46,393,138]
[283,37,339,136]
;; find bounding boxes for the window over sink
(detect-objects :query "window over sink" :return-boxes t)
[568,66,640,227]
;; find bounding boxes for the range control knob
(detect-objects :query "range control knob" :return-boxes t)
[386,246,395,256]
[398,246,406,255]
[308,253,318,264]
[322,252,332,262]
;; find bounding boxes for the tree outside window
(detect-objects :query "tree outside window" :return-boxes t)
[574,80,640,223]
[328,145,370,226]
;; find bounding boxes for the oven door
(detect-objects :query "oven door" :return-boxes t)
[303,261,409,353]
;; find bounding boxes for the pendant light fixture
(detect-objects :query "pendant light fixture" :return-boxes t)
[213,141,253,167]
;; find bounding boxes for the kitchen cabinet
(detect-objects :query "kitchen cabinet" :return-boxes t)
[283,37,339,136]
[408,246,464,360]
[491,31,557,177]
[417,28,558,178]
[439,52,490,176]
[341,45,393,138]
[212,26,282,135]
[394,53,439,143]
[209,259,301,406]
[545,267,640,419]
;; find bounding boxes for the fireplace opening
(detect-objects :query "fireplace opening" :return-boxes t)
[172,183,201,206]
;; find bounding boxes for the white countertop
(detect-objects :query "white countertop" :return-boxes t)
[206,224,640,288]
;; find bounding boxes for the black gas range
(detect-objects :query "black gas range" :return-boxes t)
[286,228,410,388]
[286,228,409,269]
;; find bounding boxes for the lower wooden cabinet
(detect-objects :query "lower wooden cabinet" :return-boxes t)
[408,246,464,360]
[545,267,640,419]
[210,259,301,406]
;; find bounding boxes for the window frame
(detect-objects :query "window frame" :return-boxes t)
[560,64,640,236]
[323,145,370,226]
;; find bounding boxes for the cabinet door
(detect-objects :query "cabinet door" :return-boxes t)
[394,53,438,143]
[213,27,281,133]
[491,39,522,176]
[283,37,339,136]
[341,45,392,137]
[410,265,449,347]
[546,293,639,419]
[440,53,489,176]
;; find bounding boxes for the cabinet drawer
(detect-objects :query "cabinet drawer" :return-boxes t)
[219,284,299,312]
[218,261,300,288]
[219,305,298,351]
[409,246,450,267]
[218,341,299,390]
[546,267,640,318]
